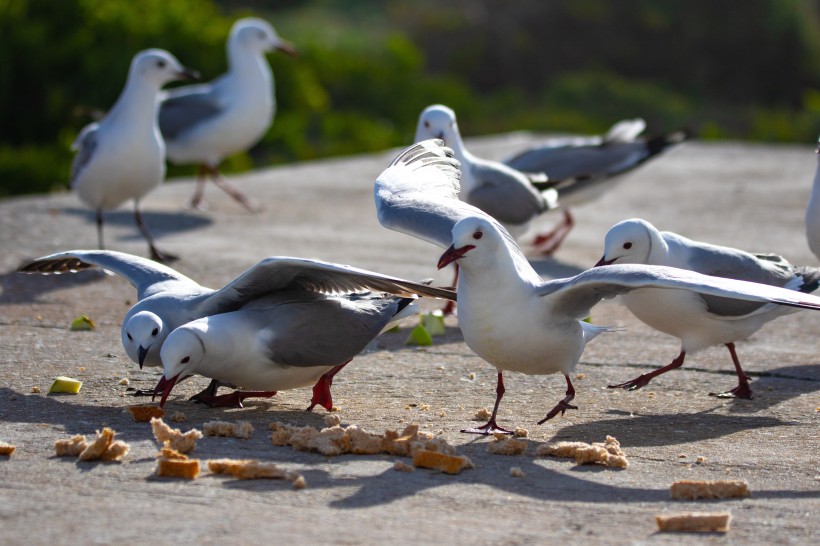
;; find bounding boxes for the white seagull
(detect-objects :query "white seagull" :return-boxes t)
[18,250,455,405]
[374,140,820,434]
[504,118,689,252]
[595,218,820,398]
[804,138,820,260]
[159,17,296,212]
[155,289,419,409]
[71,49,198,262]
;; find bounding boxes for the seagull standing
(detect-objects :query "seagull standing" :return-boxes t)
[504,118,689,252]
[804,138,820,260]
[159,17,296,212]
[595,218,820,398]
[18,250,455,405]
[375,140,820,433]
[71,49,198,262]
[155,290,419,409]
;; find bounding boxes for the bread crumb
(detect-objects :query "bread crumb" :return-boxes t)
[670,480,749,500]
[330,406,341,412]
[0,442,16,456]
[535,435,628,468]
[128,404,165,422]
[473,407,492,420]
[55,434,88,457]
[203,420,254,439]
[78,428,115,461]
[292,475,307,489]
[207,458,296,480]
[678,453,687,459]
[412,450,473,474]
[156,449,200,479]
[418,403,430,411]
[510,466,525,478]
[168,411,186,423]
[393,461,415,472]
[118,378,130,386]
[150,417,202,453]
[655,512,731,533]
[695,456,706,464]
[100,440,130,462]
[487,435,527,455]
[323,414,341,427]
[513,428,528,438]
[575,373,586,380]
[30,387,41,394]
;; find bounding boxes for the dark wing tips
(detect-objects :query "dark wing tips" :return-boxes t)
[17,257,95,274]
[392,139,461,177]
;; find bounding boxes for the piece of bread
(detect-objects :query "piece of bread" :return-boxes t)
[55,434,88,457]
[510,467,525,478]
[150,417,202,453]
[655,512,731,532]
[535,436,628,468]
[202,420,254,439]
[473,407,492,420]
[156,458,200,479]
[208,459,288,480]
[0,442,16,456]
[78,428,115,461]
[670,480,750,500]
[128,405,165,422]
[100,440,130,462]
[412,450,474,474]
[393,461,415,472]
[487,434,527,455]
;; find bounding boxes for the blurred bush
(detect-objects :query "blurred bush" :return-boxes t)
[2,0,820,197]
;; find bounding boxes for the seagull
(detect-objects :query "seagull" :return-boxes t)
[374,140,820,434]
[159,17,296,212]
[804,138,820,260]
[154,289,419,409]
[595,218,820,398]
[18,250,455,405]
[504,118,689,253]
[70,49,198,263]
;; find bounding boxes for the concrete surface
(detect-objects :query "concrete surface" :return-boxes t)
[0,135,818,545]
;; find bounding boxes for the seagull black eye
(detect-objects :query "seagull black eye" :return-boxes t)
[156,59,166,69]
[623,242,632,250]
[127,333,132,341]
[181,356,190,364]
[473,231,483,240]
[424,120,430,128]
[151,327,159,336]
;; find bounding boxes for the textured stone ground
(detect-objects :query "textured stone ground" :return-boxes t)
[1,135,818,544]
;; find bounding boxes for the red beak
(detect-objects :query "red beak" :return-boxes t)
[437,244,475,270]
[594,255,616,267]
[153,374,180,408]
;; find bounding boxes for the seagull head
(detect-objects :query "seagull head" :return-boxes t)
[233,17,297,57]
[596,218,654,266]
[415,104,460,146]
[438,217,499,269]
[155,326,205,407]
[131,49,199,88]
[122,310,165,369]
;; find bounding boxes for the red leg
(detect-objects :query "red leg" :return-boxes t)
[195,389,277,408]
[609,350,686,391]
[306,361,350,412]
[531,209,574,255]
[134,203,178,263]
[212,169,263,213]
[538,374,578,423]
[441,264,459,316]
[462,372,513,435]
[709,343,754,399]
[190,165,210,210]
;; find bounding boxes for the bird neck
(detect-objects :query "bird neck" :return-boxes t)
[107,77,162,130]
[227,46,273,89]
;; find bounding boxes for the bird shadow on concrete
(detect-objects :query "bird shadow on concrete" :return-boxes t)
[61,206,212,243]
[724,363,820,414]
[0,267,111,305]
[548,407,794,448]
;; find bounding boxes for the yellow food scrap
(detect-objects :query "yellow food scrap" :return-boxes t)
[49,376,82,394]
[69,315,96,331]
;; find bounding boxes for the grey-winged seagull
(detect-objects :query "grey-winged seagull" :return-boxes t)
[154,289,419,409]
[504,118,688,253]
[18,250,455,406]
[374,140,820,434]
[159,17,296,212]
[804,138,820,260]
[595,218,820,398]
[71,49,198,263]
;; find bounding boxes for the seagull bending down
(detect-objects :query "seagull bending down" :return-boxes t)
[374,140,820,433]
[71,49,198,262]
[18,250,455,406]
[596,218,820,398]
[159,17,296,212]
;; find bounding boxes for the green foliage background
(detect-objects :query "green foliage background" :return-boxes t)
[2,0,820,197]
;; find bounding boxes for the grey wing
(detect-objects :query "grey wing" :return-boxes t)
[69,123,99,186]
[466,160,549,225]
[374,140,526,262]
[264,294,399,367]
[197,255,457,316]
[505,141,650,180]
[159,85,223,141]
[535,263,820,321]
[17,250,200,300]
